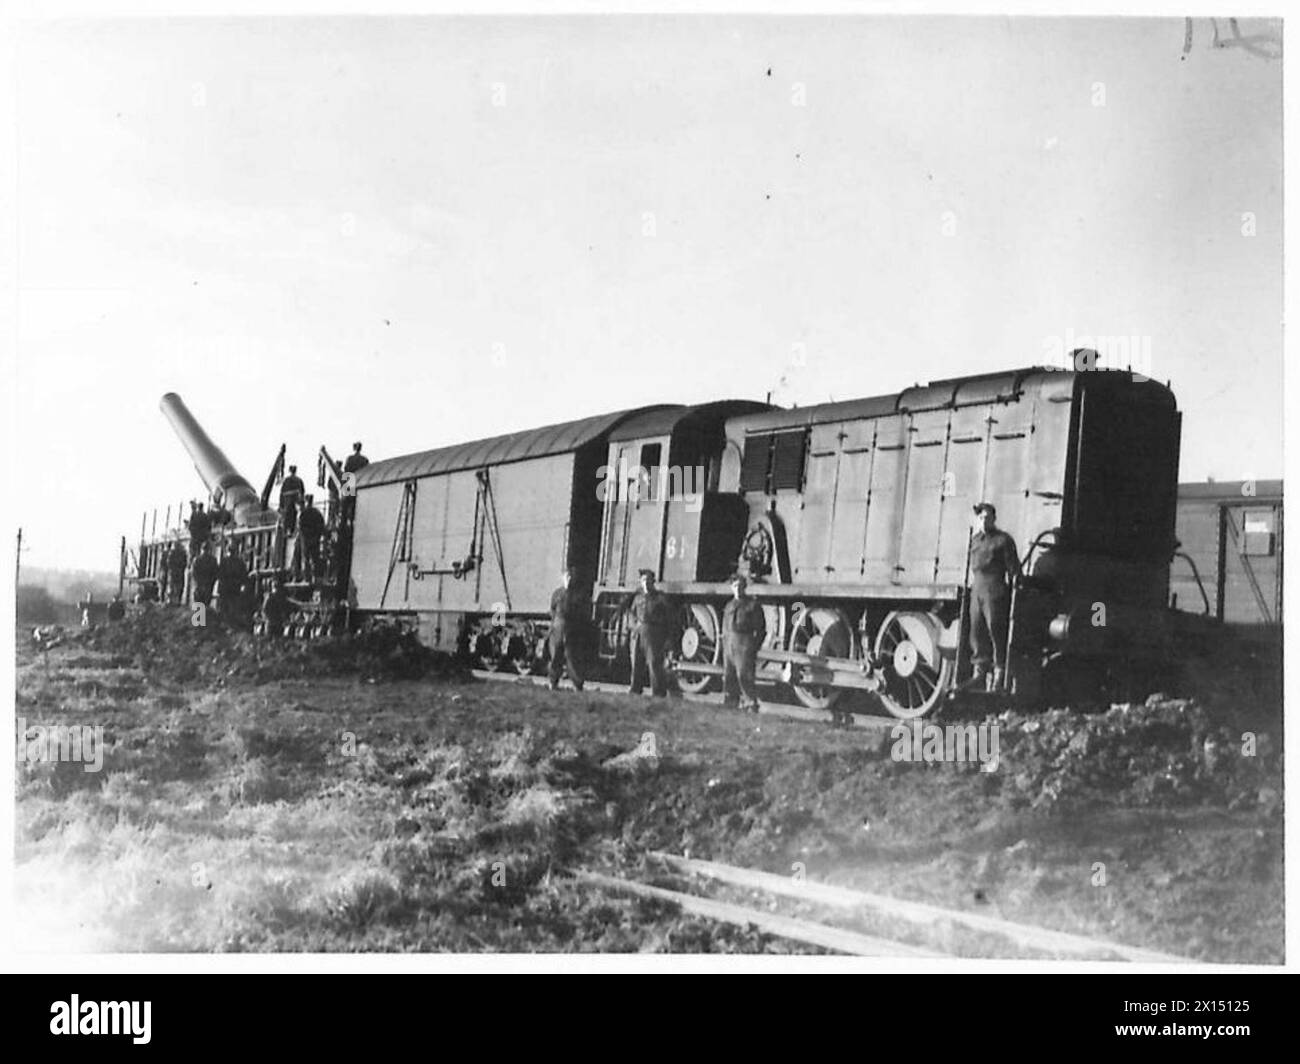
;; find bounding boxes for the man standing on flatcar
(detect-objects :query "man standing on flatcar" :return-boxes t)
[343,442,369,476]
[298,496,326,583]
[966,502,1020,692]
[547,567,588,692]
[341,442,369,522]
[722,571,766,713]
[187,502,212,558]
[279,465,306,535]
[628,568,673,698]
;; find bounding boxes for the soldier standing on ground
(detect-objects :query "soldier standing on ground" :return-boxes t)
[261,578,291,639]
[547,567,589,691]
[966,502,1020,692]
[298,496,325,583]
[722,571,766,713]
[216,542,250,625]
[166,539,188,604]
[628,568,673,698]
[191,542,218,609]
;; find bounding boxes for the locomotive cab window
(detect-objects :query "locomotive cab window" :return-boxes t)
[638,443,662,501]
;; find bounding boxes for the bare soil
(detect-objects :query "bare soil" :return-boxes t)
[14,611,1284,959]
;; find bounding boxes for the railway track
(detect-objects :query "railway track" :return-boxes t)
[577,853,1192,961]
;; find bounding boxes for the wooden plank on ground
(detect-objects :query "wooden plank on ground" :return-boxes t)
[648,852,1189,963]
[574,870,947,958]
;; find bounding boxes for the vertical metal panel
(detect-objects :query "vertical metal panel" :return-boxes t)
[350,480,407,609]
[1025,383,1072,544]
[863,415,907,583]
[794,423,842,577]
[935,405,988,584]
[828,423,875,577]
[896,410,949,583]
[981,401,1035,551]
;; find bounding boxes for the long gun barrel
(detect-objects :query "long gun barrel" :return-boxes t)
[159,392,264,526]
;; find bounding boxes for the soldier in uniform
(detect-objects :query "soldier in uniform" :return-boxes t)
[187,502,212,558]
[341,443,368,521]
[343,442,369,475]
[628,568,673,697]
[722,571,766,713]
[966,502,1020,691]
[279,465,305,535]
[191,542,218,608]
[547,567,589,691]
[166,538,188,604]
[216,542,250,625]
[298,496,326,583]
[261,578,292,639]
[106,594,126,623]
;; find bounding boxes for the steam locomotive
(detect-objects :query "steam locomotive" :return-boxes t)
[131,354,1183,718]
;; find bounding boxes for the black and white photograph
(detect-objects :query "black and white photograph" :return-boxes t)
[4,4,1288,985]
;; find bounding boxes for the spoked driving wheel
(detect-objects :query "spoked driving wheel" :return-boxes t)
[873,610,954,719]
[787,607,852,710]
[676,603,720,694]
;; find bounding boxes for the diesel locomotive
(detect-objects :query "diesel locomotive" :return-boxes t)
[130,354,1183,718]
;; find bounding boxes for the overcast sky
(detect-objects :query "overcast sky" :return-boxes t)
[8,15,1283,571]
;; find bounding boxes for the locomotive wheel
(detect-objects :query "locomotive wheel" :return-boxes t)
[676,603,721,694]
[788,608,852,710]
[873,610,954,719]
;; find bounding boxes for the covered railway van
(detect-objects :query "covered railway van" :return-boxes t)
[348,406,678,664]
[1170,479,1282,632]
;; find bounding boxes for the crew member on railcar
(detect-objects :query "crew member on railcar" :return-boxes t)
[187,502,212,557]
[343,442,369,475]
[966,502,1021,692]
[341,443,369,521]
[722,571,766,713]
[628,569,673,698]
[191,542,218,608]
[547,567,589,692]
[298,496,326,583]
[279,465,306,534]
